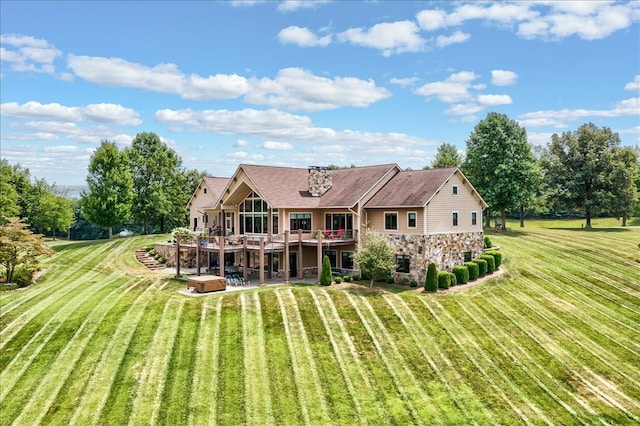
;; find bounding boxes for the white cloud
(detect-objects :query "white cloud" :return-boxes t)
[277,0,329,12]
[82,103,142,125]
[235,139,249,147]
[477,94,512,106]
[337,20,425,56]
[0,34,61,74]
[625,75,640,92]
[1,101,141,125]
[414,71,480,103]
[246,67,390,111]
[390,77,420,87]
[263,141,294,150]
[491,69,518,86]
[226,151,265,161]
[278,26,331,47]
[444,103,485,116]
[436,31,470,47]
[415,9,447,31]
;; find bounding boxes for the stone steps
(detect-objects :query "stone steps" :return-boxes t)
[135,249,165,270]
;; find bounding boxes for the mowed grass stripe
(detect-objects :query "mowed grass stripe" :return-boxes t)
[384,293,493,424]
[491,290,640,418]
[0,273,124,404]
[345,292,426,425]
[418,298,537,424]
[187,296,223,426]
[67,278,163,426]
[313,288,387,424]
[259,291,303,424]
[241,292,274,426]
[9,275,145,426]
[127,298,185,425]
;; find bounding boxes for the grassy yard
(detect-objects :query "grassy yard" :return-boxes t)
[1,224,639,425]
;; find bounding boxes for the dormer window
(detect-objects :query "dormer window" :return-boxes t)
[452,185,458,195]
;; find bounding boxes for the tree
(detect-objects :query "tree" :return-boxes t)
[127,132,181,234]
[431,143,463,168]
[462,112,540,229]
[609,146,638,226]
[82,140,134,239]
[0,160,20,221]
[33,191,75,240]
[354,228,396,287]
[541,123,624,228]
[320,255,332,286]
[0,217,54,284]
[425,262,438,292]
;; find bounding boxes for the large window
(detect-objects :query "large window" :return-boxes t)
[325,250,337,268]
[407,212,417,228]
[272,209,279,234]
[396,255,410,273]
[325,213,353,233]
[341,251,354,269]
[290,213,312,231]
[239,191,269,234]
[385,212,398,230]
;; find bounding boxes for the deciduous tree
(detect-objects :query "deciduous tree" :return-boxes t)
[354,228,396,287]
[541,123,625,228]
[0,217,54,284]
[431,143,463,168]
[609,146,638,226]
[81,140,134,239]
[462,112,540,229]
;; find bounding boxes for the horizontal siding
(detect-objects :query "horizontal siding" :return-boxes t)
[426,172,483,234]
[366,208,424,234]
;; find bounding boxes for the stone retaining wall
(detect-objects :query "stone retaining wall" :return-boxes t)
[386,231,484,282]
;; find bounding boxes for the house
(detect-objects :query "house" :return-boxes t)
[181,163,487,284]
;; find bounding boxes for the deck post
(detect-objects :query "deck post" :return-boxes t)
[297,229,303,280]
[176,237,181,279]
[219,235,225,277]
[284,230,290,284]
[196,235,201,276]
[316,230,323,284]
[243,236,249,282]
[259,236,265,286]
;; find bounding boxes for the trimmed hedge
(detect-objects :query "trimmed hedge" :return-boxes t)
[320,255,332,286]
[481,255,495,274]
[334,276,343,284]
[473,258,487,277]
[452,265,469,284]
[484,236,492,249]
[437,271,450,289]
[425,262,438,292]
[343,275,351,282]
[465,262,479,280]
[449,272,457,287]
[410,280,418,288]
[486,250,502,268]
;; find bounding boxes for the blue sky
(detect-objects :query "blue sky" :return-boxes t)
[1,1,639,185]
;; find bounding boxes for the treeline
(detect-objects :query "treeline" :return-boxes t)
[1,132,205,240]
[429,114,640,228]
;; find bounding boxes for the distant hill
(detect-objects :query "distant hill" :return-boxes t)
[52,184,87,199]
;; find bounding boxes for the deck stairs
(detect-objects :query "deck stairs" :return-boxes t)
[135,249,165,270]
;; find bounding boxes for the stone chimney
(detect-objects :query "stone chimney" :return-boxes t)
[308,166,332,197]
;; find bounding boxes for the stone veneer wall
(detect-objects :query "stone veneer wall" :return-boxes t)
[386,231,484,281]
[155,243,209,268]
[308,167,332,197]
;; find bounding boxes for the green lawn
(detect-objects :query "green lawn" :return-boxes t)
[1,225,639,425]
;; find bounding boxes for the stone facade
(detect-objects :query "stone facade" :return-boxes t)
[386,231,484,282]
[155,243,209,268]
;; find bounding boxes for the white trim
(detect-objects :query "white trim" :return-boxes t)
[452,184,458,195]
[452,210,459,227]
[471,210,478,226]
[384,211,399,231]
[407,211,417,228]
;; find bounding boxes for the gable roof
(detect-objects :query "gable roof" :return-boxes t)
[364,167,486,208]
[237,163,399,209]
[187,176,230,208]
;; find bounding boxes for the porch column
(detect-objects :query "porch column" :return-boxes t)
[298,229,303,280]
[284,230,290,284]
[176,237,181,279]
[316,230,323,284]
[243,236,248,282]
[219,235,225,277]
[259,236,265,286]
[196,235,201,276]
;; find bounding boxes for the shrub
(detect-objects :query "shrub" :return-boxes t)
[334,276,343,284]
[13,267,35,288]
[320,255,332,286]
[473,258,487,277]
[425,262,438,292]
[165,261,172,267]
[158,257,166,263]
[486,250,502,268]
[146,244,154,251]
[343,275,351,282]
[484,236,492,249]
[452,265,469,284]
[481,255,495,274]
[149,249,157,256]
[449,272,457,287]
[352,274,360,282]
[410,280,418,288]
[465,262,479,280]
[387,276,395,284]
[437,271,450,289]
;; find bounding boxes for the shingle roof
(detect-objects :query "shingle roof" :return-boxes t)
[364,167,457,207]
[239,163,399,208]
[203,177,229,205]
